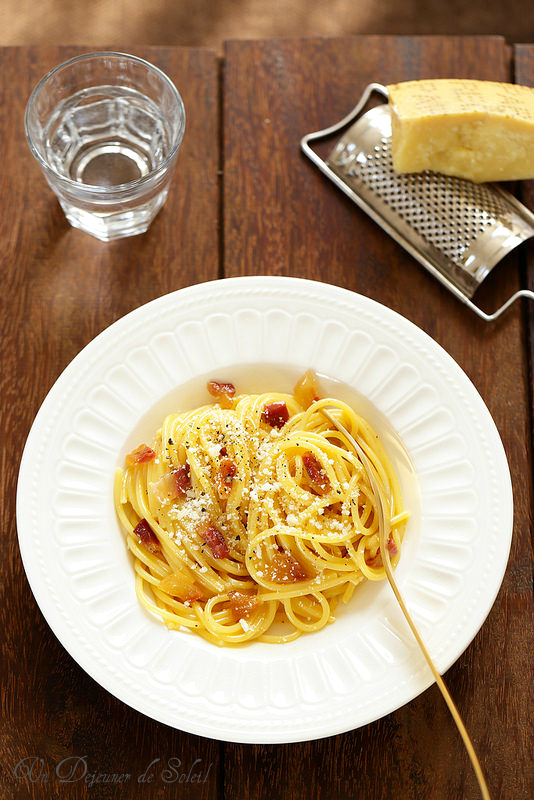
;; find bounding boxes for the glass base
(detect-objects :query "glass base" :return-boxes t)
[59,188,169,241]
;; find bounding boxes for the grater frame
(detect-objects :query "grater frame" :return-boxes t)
[300,83,534,321]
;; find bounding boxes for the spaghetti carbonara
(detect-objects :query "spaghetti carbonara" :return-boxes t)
[114,371,408,645]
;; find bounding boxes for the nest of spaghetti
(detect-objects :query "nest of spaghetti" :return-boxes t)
[115,371,408,646]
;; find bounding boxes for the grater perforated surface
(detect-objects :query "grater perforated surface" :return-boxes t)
[360,146,507,265]
[326,103,534,298]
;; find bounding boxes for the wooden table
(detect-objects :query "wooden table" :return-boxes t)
[1,38,533,800]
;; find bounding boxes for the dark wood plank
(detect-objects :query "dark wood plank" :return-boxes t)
[515,44,534,548]
[0,46,220,800]
[223,36,533,799]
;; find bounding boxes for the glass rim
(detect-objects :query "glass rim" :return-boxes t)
[24,50,186,193]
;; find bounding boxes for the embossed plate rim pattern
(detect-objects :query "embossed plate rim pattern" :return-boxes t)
[16,276,513,743]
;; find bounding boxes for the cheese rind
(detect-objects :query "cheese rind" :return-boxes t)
[387,79,534,182]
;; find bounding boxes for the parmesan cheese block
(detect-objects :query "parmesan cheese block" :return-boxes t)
[387,79,534,182]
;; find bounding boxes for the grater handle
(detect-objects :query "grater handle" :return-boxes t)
[301,84,534,323]
[465,289,534,322]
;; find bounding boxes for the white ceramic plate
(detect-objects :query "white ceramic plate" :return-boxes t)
[17,276,513,743]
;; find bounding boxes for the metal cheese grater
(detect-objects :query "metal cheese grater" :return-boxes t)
[301,83,534,321]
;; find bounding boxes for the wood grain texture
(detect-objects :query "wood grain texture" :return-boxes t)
[515,45,534,574]
[223,36,534,799]
[0,46,220,800]
[3,0,534,50]
[2,39,534,800]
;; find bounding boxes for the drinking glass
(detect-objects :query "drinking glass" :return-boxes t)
[25,52,186,241]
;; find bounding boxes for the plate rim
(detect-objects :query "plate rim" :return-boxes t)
[16,275,513,743]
